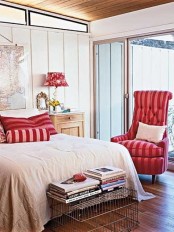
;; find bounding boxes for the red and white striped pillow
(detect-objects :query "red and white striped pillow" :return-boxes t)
[0,122,6,143]
[0,112,57,135]
[6,128,50,143]
[29,112,57,135]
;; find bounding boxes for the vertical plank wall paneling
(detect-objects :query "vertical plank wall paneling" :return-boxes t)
[64,33,78,109]
[31,30,48,107]
[78,35,90,137]
[0,24,90,136]
[48,32,64,104]
[131,44,174,105]
[131,45,142,92]
[151,48,161,89]
[160,49,168,90]
[141,47,151,90]
[0,26,12,43]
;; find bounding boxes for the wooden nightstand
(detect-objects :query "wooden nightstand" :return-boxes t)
[49,112,84,137]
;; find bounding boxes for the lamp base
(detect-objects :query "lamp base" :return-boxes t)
[53,87,59,101]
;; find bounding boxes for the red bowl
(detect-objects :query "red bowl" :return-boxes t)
[73,173,87,182]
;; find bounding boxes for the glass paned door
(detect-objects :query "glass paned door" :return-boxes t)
[95,41,124,141]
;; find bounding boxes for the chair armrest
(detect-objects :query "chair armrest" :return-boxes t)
[157,137,169,157]
[111,133,129,142]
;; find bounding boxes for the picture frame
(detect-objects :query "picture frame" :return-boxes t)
[36,92,49,110]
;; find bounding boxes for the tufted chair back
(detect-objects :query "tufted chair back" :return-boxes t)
[128,91,172,140]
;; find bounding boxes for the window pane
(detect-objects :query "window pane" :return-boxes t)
[110,42,123,137]
[29,11,87,32]
[0,4,26,25]
[98,43,111,141]
[95,42,124,141]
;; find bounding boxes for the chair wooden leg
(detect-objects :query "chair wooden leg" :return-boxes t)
[152,175,156,184]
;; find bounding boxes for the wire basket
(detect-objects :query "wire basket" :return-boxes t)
[47,187,139,232]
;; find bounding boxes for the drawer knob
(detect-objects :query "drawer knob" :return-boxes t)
[69,117,72,120]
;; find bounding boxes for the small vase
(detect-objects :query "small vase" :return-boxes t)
[49,106,56,114]
[49,106,53,112]
[55,105,61,112]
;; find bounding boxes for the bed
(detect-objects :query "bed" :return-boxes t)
[0,133,154,232]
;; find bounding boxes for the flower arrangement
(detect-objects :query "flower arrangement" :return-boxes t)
[49,98,60,111]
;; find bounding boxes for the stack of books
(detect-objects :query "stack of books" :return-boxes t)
[85,166,126,192]
[47,177,101,204]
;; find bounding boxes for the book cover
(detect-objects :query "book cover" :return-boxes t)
[49,184,97,194]
[101,176,126,185]
[66,185,99,195]
[49,190,67,199]
[102,185,125,193]
[47,189,102,203]
[101,183,125,191]
[50,186,100,200]
[86,166,125,177]
[68,186,100,199]
[84,171,126,180]
[49,177,100,193]
[69,195,97,206]
[101,179,126,188]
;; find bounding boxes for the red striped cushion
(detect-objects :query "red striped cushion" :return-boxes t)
[0,112,57,135]
[6,128,50,143]
[29,112,57,135]
[117,140,163,157]
[0,122,6,143]
[132,156,165,175]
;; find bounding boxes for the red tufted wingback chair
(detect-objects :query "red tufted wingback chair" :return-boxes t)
[111,91,172,183]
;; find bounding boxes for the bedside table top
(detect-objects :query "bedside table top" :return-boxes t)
[49,111,84,116]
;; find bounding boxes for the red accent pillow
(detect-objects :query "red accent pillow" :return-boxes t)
[6,128,50,143]
[0,112,57,135]
[28,112,57,135]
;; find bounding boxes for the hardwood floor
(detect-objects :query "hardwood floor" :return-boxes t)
[44,171,174,232]
[133,171,174,232]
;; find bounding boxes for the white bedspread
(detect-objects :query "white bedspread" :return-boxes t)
[0,134,154,232]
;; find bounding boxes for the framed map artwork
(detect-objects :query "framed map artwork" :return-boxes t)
[0,45,27,110]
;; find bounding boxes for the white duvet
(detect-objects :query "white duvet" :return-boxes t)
[0,134,154,232]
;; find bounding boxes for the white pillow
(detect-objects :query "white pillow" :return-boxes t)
[135,122,166,143]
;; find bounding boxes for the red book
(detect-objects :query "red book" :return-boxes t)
[101,177,126,185]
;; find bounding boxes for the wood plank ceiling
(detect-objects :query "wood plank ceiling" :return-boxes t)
[5,0,174,21]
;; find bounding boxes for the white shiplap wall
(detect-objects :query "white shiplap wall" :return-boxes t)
[0,24,90,137]
[130,45,174,105]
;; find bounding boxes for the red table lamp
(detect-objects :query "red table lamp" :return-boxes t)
[44,72,68,100]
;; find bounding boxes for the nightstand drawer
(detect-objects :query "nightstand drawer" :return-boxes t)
[54,113,84,123]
